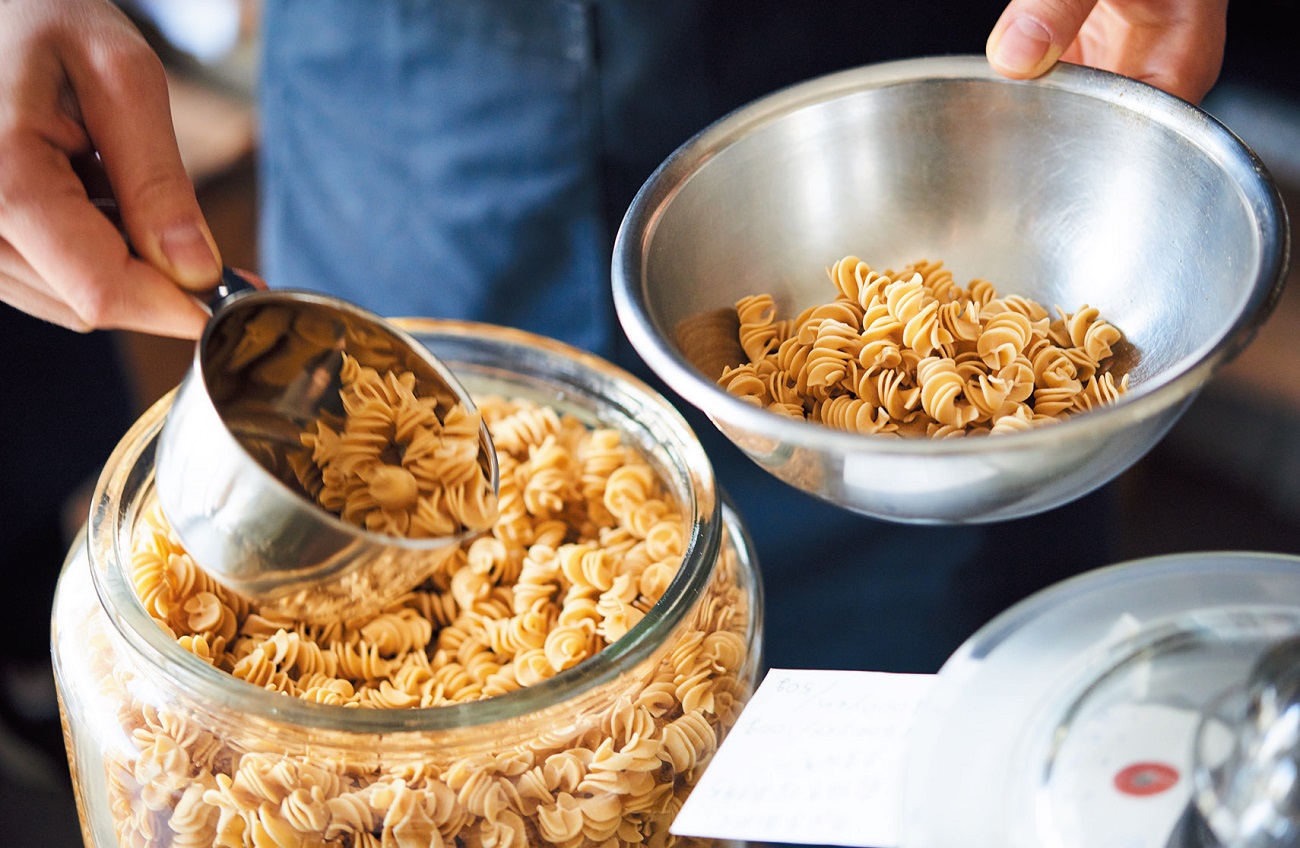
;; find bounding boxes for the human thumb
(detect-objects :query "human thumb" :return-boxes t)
[986,0,1098,79]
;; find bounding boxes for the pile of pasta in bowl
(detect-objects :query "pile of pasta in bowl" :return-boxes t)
[715,256,1130,438]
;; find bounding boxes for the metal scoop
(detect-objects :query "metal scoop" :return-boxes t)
[154,274,499,623]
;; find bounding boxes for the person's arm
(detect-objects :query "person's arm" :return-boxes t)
[0,0,219,337]
[986,0,1228,104]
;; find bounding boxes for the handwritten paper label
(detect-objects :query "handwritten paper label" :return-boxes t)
[670,668,935,847]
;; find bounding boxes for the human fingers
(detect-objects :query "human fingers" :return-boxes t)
[0,255,199,338]
[986,0,1100,80]
[0,143,210,337]
[0,243,89,330]
[61,3,223,292]
[0,0,216,335]
[1058,0,1227,104]
[987,0,1228,104]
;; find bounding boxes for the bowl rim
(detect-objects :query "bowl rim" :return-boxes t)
[612,54,1292,458]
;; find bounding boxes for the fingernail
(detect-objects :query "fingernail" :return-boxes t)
[992,17,1053,76]
[159,222,220,286]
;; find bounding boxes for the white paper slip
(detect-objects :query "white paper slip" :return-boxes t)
[670,668,936,848]
[1043,701,1205,847]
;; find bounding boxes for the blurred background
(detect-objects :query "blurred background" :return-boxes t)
[2,0,1298,840]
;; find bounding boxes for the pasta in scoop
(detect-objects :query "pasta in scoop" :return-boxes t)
[291,352,498,536]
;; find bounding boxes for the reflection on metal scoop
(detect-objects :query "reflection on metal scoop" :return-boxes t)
[154,277,498,623]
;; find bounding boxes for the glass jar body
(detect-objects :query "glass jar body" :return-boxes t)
[53,322,762,848]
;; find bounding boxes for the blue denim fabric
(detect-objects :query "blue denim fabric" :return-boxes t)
[260,2,614,352]
[258,0,1116,674]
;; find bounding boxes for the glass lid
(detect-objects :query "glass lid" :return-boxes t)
[900,551,1300,848]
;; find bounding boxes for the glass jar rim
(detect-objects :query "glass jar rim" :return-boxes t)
[88,319,729,734]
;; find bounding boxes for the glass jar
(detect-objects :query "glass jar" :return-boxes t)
[53,320,762,848]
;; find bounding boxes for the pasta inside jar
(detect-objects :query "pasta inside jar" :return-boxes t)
[53,322,762,848]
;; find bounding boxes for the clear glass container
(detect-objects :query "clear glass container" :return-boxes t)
[53,320,762,848]
[900,551,1300,848]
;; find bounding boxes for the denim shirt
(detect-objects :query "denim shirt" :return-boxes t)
[255,0,1114,674]
[257,0,1009,355]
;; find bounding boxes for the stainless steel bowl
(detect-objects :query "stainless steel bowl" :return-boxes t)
[612,55,1290,524]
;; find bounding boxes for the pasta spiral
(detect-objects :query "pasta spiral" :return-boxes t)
[718,256,1130,436]
[297,353,498,536]
[102,393,754,848]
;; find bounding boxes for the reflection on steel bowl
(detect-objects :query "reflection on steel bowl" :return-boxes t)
[613,56,1289,523]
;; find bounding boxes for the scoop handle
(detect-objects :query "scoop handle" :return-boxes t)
[210,266,258,312]
[91,195,255,313]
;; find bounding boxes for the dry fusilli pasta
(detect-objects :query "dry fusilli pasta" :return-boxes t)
[97,394,752,847]
[292,352,498,536]
[718,256,1130,436]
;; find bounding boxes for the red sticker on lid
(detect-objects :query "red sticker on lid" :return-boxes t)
[1113,762,1180,796]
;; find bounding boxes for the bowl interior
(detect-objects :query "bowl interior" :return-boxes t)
[626,58,1286,393]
